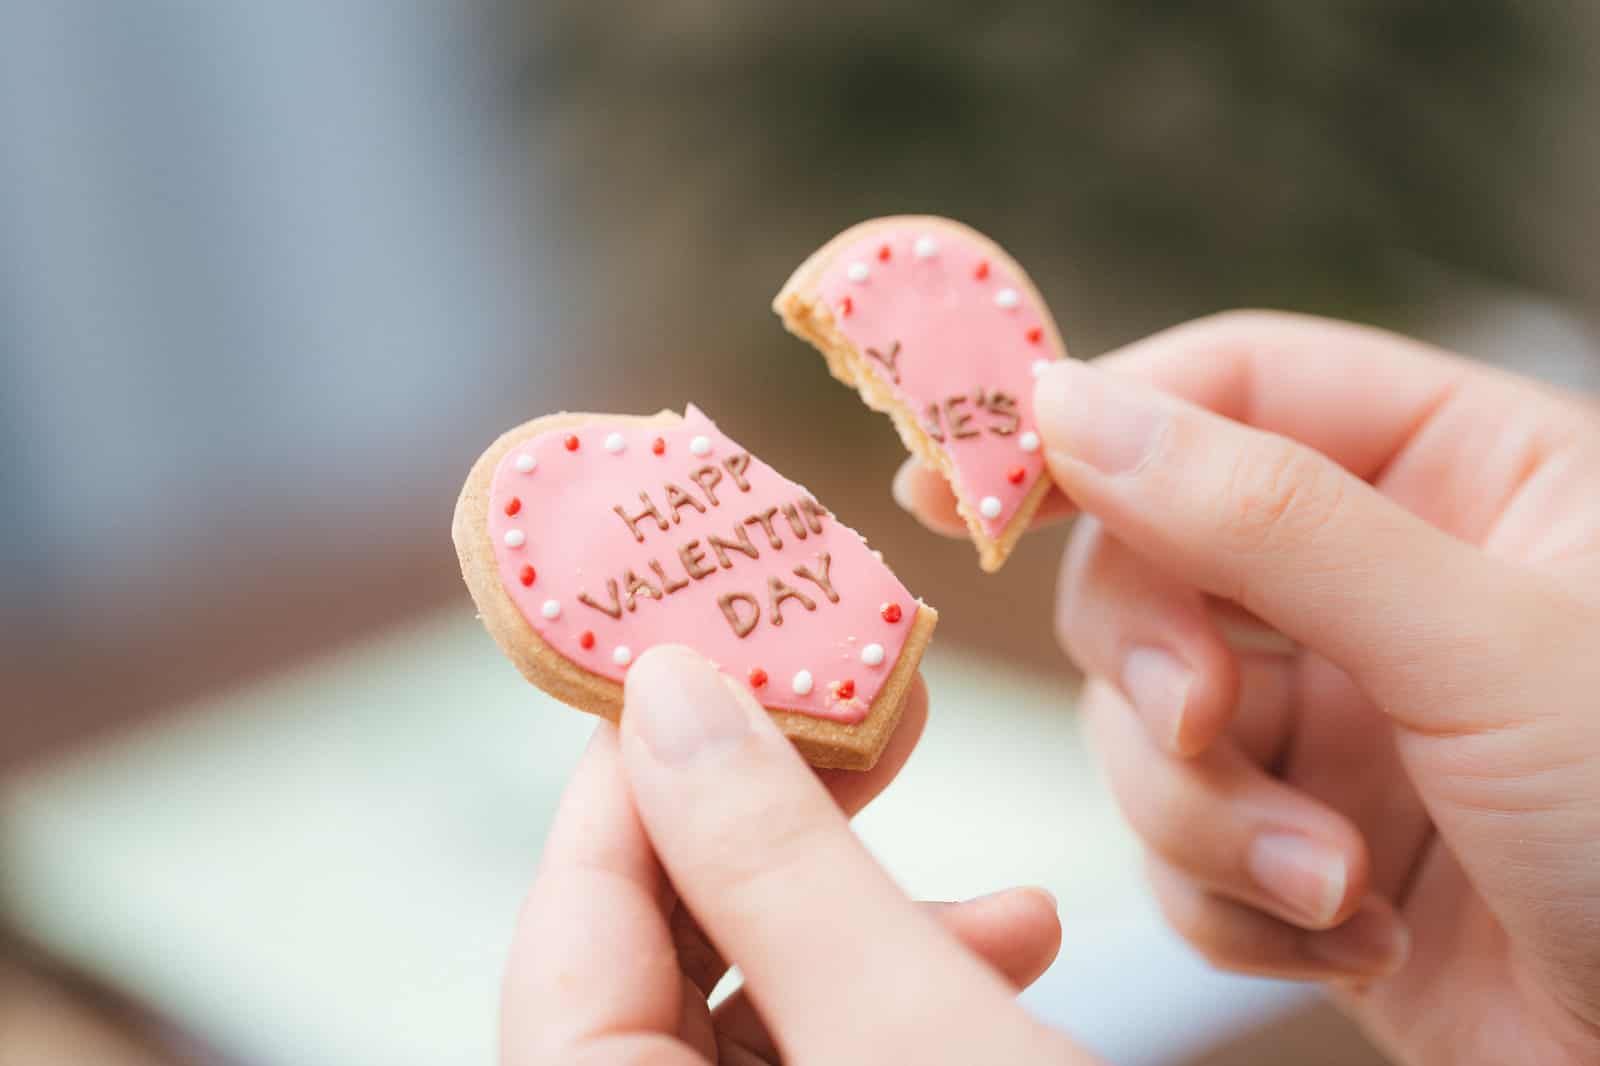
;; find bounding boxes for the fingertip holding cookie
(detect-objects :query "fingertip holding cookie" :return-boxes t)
[453,405,936,770]
[773,215,1066,572]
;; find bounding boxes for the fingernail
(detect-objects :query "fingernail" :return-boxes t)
[1247,833,1347,927]
[1306,899,1411,975]
[1121,647,1194,751]
[1033,360,1166,475]
[624,645,751,766]
[891,459,919,512]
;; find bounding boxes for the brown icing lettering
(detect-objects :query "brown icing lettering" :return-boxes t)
[945,395,980,439]
[780,503,810,540]
[678,539,715,581]
[623,568,662,612]
[707,526,759,569]
[722,451,752,491]
[578,579,623,619]
[792,552,838,603]
[649,558,689,595]
[690,464,724,507]
[665,482,705,523]
[922,389,1024,446]
[866,339,902,384]
[985,391,1020,435]
[767,576,816,626]
[797,497,827,533]
[614,493,669,542]
[745,507,783,550]
[719,592,760,638]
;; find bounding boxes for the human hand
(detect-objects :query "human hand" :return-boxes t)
[503,645,1094,1065]
[898,311,1600,1065]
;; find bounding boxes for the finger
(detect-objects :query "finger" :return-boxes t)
[1093,311,1471,482]
[1057,517,1238,755]
[818,673,928,816]
[618,645,1023,1062]
[1082,679,1366,930]
[893,455,1075,537]
[1034,358,1541,732]
[930,887,1064,989]
[1148,855,1411,981]
[502,726,678,1064]
[1229,650,1298,769]
[673,679,929,997]
[713,888,1063,1062]
[1095,311,1596,546]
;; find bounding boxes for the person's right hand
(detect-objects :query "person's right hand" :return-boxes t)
[899,311,1600,1066]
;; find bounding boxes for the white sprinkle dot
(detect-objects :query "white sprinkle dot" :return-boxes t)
[995,288,1020,309]
[792,669,814,696]
[845,262,870,283]
[541,599,561,619]
[503,529,526,548]
[913,236,939,259]
[861,643,886,666]
[979,496,1003,519]
[612,645,633,666]
[1019,431,1041,453]
[603,432,626,454]
[872,549,884,562]
[514,454,536,473]
[1031,358,1051,378]
[689,435,712,456]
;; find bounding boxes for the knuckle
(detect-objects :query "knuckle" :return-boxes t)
[1221,438,1344,555]
[1118,758,1205,864]
[1150,874,1241,969]
[694,792,835,899]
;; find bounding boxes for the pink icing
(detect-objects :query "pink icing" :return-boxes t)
[487,406,917,723]
[814,226,1063,535]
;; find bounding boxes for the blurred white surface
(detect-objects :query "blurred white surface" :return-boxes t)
[3,612,1328,1065]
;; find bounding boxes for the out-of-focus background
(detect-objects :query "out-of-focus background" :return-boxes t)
[2,4,1597,1064]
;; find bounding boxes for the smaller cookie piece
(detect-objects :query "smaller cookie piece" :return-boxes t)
[774,215,1067,572]
[453,405,936,770]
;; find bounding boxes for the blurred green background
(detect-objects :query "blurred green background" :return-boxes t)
[2,4,1597,1064]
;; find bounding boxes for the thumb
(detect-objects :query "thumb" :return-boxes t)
[617,646,1051,1063]
[1033,358,1545,732]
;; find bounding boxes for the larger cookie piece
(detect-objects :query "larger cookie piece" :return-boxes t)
[775,216,1067,571]
[453,404,937,770]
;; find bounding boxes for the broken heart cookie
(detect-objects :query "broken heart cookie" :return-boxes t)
[774,216,1067,572]
[453,405,936,770]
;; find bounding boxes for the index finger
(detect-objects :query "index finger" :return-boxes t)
[502,725,679,1062]
[1095,310,1471,480]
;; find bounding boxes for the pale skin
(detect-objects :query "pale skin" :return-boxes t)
[896,311,1600,1065]
[510,310,1600,1065]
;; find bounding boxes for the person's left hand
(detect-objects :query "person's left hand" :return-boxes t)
[503,646,1076,1065]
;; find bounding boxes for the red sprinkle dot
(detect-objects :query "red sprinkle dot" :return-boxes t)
[877,243,891,262]
[504,496,522,516]
[838,295,853,317]
[1007,465,1026,485]
[974,260,990,280]
[563,434,580,452]
[651,437,666,455]
[835,679,856,701]
[519,564,536,587]
[748,667,768,689]
[1026,327,1043,344]
[880,602,902,624]
[578,630,595,650]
